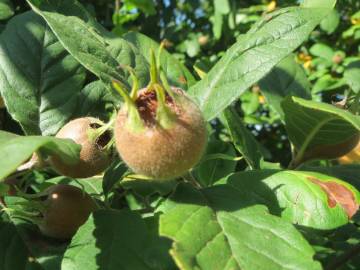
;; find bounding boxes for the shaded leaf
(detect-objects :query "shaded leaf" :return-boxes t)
[62,210,174,270]
[259,54,311,118]
[281,96,360,167]
[0,11,86,135]
[0,130,80,181]
[223,107,263,169]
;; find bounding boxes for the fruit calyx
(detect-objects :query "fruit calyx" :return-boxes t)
[112,49,179,133]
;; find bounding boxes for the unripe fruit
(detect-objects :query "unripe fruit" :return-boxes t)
[115,87,207,180]
[37,184,96,239]
[50,117,112,178]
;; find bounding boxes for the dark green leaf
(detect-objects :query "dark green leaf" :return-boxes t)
[102,160,128,196]
[223,107,263,169]
[0,11,86,135]
[282,96,360,166]
[26,0,127,85]
[62,210,174,270]
[193,139,237,187]
[259,54,311,118]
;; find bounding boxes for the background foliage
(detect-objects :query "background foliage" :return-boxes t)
[0,0,360,269]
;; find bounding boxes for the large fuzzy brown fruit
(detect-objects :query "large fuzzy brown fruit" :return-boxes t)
[115,87,207,180]
[38,184,96,239]
[50,117,111,178]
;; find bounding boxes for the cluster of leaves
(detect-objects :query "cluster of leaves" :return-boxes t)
[0,0,360,269]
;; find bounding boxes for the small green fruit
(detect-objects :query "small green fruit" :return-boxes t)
[38,184,96,239]
[50,117,112,178]
[115,87,207,180]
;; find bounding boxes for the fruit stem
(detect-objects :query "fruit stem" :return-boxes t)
[154,84,176,129]
[112,80,145,132]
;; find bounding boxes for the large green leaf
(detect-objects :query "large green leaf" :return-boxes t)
[188,6,331,120]
[0,0,14,20]
[123,32,196,89]
[222,170,360,230]
[281,96,360,167]
[259,54,311,118]
[62,210,175,270]
[0,11,86,135]
[0,130,80,181]
[159,183,321,270]
[223,107,263,169]
[26,0,127,86]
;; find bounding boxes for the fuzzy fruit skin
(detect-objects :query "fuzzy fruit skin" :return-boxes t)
[115,87,207,180]
[50,117,111,178]
[38,184,96,239]
[338,139,360,164]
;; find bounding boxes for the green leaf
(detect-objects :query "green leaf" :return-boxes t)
[0,11,86,135]
[188,7,331,120]
[344,60,360,93]
[223,107,263,169]
[0,214,43,270]
[0,0,14,20]
[281,96,360,167]
[193,139,237,187]
[0,130,80,181]
[122,31,196,89]
[309,43,334,61]
[223,170,360,229]
[320,9,340,34]
[102,160,128,196]
[3,209,68,270]
[62,210,175,270]
[159,183,322,270]
[259,54,311,118]
[75,80,119,119]
[26,0,127,86]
